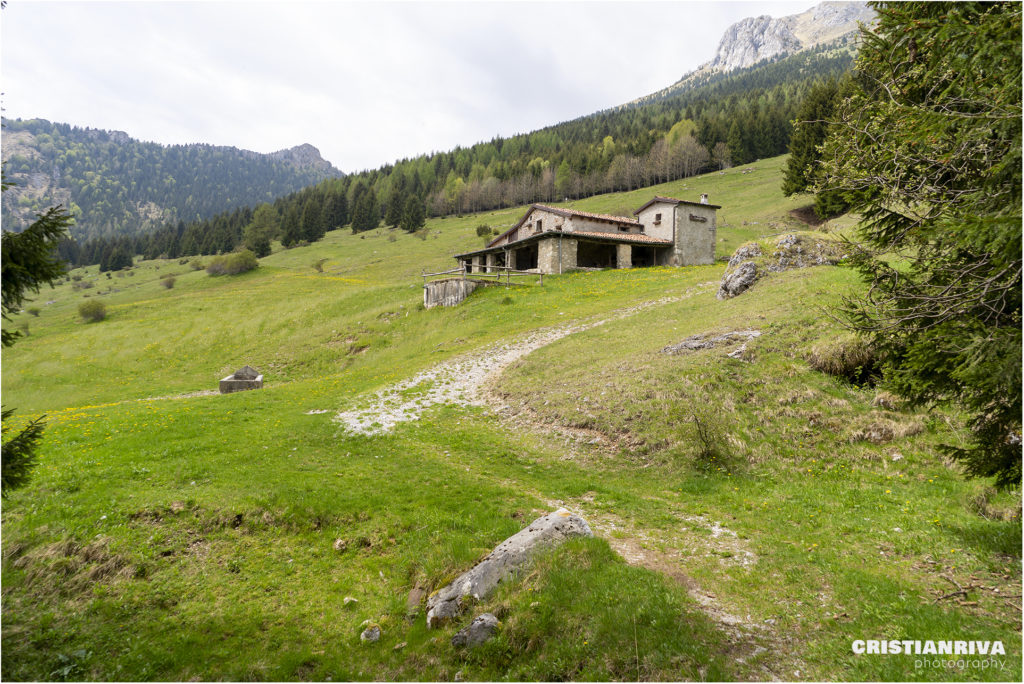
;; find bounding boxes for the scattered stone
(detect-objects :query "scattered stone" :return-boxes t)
[219,365,264,394]
[343,596,358,607]
[406,585,427,616]
[426,508,593,628]
[333,538,348,552]
[451,613,500,648]
[359,623,380,643]
[454,671,464,682]
[393,641,407,651]
[663,330,761,355]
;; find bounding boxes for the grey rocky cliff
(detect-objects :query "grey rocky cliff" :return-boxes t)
[709,1,874,73]
[270,143,337,175]
[709,15,802,72]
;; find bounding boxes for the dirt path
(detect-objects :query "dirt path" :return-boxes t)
[333,282,716,435]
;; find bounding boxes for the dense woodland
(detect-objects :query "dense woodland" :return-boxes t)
[58,40,856,267]
[1,119,341,242]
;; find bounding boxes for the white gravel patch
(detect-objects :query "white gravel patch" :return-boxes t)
[333,282,716,436]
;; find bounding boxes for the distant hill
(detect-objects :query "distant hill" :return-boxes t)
[1,118,342,241]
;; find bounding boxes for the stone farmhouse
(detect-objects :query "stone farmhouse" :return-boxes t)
[454,195,720,275]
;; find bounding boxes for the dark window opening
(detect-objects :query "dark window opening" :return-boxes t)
[654,213,662,223]
[577,241,618,268]
[514,243,538,270]
[536,219,543,232]
[632,247,656,268]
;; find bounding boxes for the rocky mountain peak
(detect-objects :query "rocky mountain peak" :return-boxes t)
[709,14,802,72]
[270,143,338,174]
[707,1,874,74]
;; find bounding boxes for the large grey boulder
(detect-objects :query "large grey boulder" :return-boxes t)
[426,508,593,628]
[451,613,500,648]
[717,261,758,299]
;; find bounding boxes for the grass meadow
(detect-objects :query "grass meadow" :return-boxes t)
[2,155,1019,681]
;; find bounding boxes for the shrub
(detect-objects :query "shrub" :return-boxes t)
[78,300,107,323]
[669,399,738,472]
[206,249,259,276]
[26,307,40,317]
[475,224,491,237]
[312,258,328,273]
[189,259,205,271]
[161,275,176,289]
[71,274,82,282]
[807,334,880,386]
[72,281,94,291]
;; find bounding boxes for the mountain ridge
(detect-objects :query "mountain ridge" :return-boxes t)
[1,117,342,240]
[631,1,873,106]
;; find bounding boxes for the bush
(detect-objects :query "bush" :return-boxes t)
[26,307,40,317]
[206,250,259,276]
[72,280,94,291]
[807,334,880,386]
[78,300,107,323]
[189,259,205,271]
[475,224,491,237]
[312,258,328,273]
[161,275,176,289]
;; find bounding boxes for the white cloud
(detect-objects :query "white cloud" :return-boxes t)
[1,0,814,171]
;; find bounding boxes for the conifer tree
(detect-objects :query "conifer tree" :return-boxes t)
[2,186,72,496]
[820,0,1022,488]
[400,195,426,233]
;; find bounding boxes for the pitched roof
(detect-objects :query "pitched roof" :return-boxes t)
[487,203,641,248]
[633,195,722,213]
[567,230,672,245]
[530,204,643,226]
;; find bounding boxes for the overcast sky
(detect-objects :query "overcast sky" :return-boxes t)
[2,0,815,173]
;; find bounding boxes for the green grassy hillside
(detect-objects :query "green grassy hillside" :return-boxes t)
[2,155,1019,681]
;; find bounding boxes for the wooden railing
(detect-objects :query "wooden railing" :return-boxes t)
[422,266,543,288]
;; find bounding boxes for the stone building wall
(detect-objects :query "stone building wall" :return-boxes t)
[537,236,577,273]
[673,204,717,265]
[635,203,676,242]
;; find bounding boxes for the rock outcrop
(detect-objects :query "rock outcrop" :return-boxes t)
[631,2,874,106]
[709,1,874,73]
[426,509,593,628]
[451,613,500,648]
[718,234,846,299]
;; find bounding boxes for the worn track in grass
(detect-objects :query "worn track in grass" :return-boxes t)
[332,282,717,435]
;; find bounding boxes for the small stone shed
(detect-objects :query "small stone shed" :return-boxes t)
[454,196,720,275]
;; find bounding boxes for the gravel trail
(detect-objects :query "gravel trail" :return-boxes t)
[333,282,715,435]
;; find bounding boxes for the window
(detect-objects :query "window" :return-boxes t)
[654,212,662,223]
[536,219,543,232]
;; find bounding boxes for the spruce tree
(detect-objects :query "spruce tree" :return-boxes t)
[400,195,426,233]
[2,191,72,496]
[820,0,1022,488]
